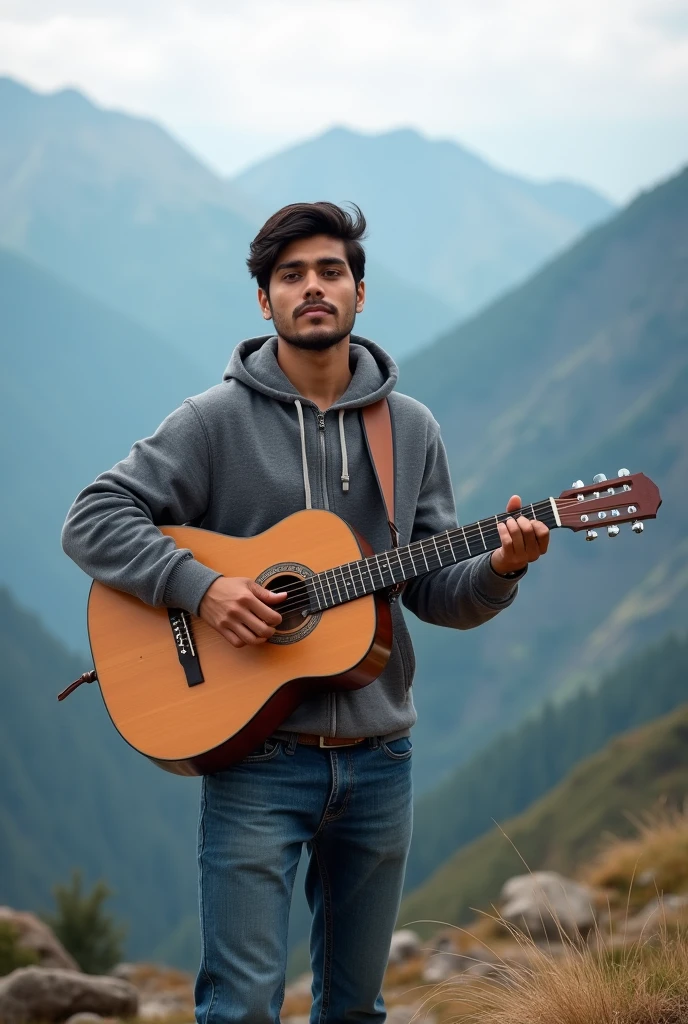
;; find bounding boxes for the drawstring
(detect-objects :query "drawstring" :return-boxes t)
[338,409,349,493]
[294,400,312,510]
[294,402,350,508]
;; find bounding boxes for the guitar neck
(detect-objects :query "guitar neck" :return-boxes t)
[307,498,560,612]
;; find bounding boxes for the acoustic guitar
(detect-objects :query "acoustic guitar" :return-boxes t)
[59,470,661,775]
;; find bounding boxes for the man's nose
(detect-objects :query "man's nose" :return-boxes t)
[302,272,324,297]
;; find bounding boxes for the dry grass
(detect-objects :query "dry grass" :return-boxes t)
[584,804,688,905]
[425,914,688,1024]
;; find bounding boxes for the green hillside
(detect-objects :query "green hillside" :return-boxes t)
[0,246,209,644]
[0,586,200,962]
[233,125,613,321]
[405,631,688,893]
[401,166,688,788]
[400,700,688,937]
[0,76,455,365]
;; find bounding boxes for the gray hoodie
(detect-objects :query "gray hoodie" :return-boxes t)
[62,335,521,739]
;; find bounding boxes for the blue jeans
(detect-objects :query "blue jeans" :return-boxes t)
[194,734,413,1024]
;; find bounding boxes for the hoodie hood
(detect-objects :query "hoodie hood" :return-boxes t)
[223,334,398,409]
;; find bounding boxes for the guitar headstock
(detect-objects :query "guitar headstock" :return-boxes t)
[556,470,662,539]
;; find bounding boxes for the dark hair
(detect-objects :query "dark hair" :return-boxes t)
[247,201,366,292]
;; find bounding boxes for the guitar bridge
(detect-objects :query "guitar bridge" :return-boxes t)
[167,609,204,687]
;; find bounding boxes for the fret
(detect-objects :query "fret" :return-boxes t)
[394,547,407,580]
[324,571,335,607]
[328,569,343,604]
[362,558,376,591]
[407,544,418,574]
[314,573,327,609]
[384,551,397,583]
[354,560,368,595]
[432,535,443,567]
[530,503,537,520]
[477,519,487,551]
[373,554,388,587]
[309,576,322,612]
[461,525,472,557]
[445,529,457,562]
[418,542,430,571]
[345,562,359,598]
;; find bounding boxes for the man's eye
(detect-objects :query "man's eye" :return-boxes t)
[324,270,341,277]
[283,273,300,281]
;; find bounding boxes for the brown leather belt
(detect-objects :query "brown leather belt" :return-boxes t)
[295,734,367,748]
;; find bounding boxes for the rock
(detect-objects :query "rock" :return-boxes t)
[385,1004,436,1024]
[0,906,80,971]
[284,970,313,998]
[108,963,138,980]
[422,952,456,983]
[624,894,688,938]
[65,1015,104,1024]
[388,929,421,964]
[0,967,138,1024]
[500,872,597,939]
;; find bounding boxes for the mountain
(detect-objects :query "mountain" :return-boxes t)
[0,76,454,365]
[400,700,688,936]
[0,586,200,962]
[399,165,688,789]
[232,125,614,320]
[0,245,209,643]
[404,630,688,894]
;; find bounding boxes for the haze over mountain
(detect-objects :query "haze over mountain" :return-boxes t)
[401,165,688,787]
[0,76,614,369]
[0,586,199,961]
[233,125,614,320]
[0,245,208,644]
[0,76,456,366]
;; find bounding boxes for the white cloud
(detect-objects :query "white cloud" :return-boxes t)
[0,0,686,199]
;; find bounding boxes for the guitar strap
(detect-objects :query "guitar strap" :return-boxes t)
[361,397,402,558]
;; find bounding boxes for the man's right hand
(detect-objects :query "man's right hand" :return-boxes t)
[199,577,287,648]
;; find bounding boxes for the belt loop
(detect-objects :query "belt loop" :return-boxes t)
[369,736,381,750]
[286,732,298,755]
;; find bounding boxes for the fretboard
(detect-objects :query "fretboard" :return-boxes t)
[306,498,558,612]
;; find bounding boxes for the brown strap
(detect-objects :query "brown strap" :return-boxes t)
[362,399,399,548]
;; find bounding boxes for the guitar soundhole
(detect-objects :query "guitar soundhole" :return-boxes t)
[256,562,322,645]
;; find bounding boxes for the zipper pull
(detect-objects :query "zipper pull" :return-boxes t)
[317,413,325,430]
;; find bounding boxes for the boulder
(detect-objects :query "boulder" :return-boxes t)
[0,907,79,971]
[388,929,421,964]
[624,894,688,938]
[0,967,138,1023]
[500,872,596,939]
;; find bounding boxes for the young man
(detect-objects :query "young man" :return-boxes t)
[62,202,549,1023]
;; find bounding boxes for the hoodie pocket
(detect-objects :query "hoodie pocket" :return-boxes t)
[393,612,416,692]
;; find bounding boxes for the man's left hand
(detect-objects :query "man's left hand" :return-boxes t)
[490,494,550,576]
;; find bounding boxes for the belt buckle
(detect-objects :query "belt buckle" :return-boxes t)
[319,736,358,748]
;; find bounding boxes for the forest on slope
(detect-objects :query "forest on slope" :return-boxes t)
[402,166,688,787]
[400,699,688,936]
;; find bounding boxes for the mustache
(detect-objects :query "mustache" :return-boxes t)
[292,300,337,319]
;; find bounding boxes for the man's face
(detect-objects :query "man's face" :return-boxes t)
[258,235,365,351]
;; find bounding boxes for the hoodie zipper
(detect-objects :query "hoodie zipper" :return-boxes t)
[316,411,329,511]
[316,409,335,733]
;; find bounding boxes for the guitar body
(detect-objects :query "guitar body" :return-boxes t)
[87,510,392,776]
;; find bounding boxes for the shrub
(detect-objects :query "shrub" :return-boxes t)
[0,920,39,976]
[44,869,126,974]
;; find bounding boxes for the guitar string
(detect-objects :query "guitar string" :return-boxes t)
[211,494,625,618]
[245,494,608,612]
[197,511,556,623]
[187,494,633,631]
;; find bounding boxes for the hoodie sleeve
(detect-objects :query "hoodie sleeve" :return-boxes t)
[61,399,221,615]
[401,421,524,629]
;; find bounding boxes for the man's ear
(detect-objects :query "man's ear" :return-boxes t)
[258,287,272,320]
[355,279,365,314]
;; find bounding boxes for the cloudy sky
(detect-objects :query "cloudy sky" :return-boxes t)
[1,0,687,201]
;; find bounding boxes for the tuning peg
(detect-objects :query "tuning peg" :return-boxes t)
[617,468,630,477]
[572,480,584,489]
[593,473,607,484]
[607,525,620,538]
[631,521,644,535]
[585,530,598,541]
